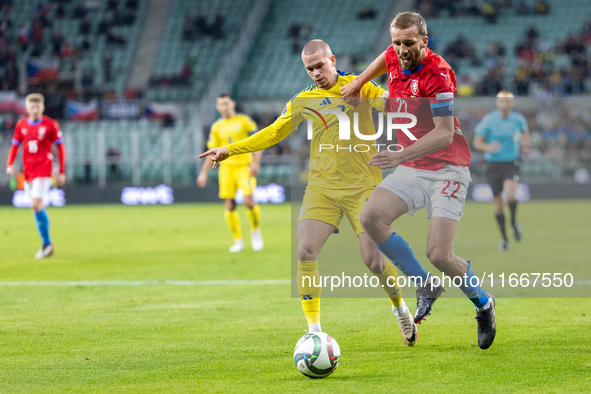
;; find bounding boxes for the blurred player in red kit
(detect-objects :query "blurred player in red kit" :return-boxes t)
[6,93,66,259]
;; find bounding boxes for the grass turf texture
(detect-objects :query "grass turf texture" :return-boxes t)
[0,201,590,393]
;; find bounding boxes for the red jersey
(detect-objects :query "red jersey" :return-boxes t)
[385,46,471,171]
[10,116,64,181]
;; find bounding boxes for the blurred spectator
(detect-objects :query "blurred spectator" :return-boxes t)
[444,35,478,66]
[482,2,498,24]
[212,14,225,40]
[97,17,110,35]
[126,0,139,11]
[514,60,533,95]
[61,39,74,58]
[122,7,136,26]
[107,147,122,181]
[44,84,65,119]
[288,22,311,54]
[81,35,91,52]
[106,28,126,47]
[357,7,377,20]
[181,62,192,84]
[535,0,549,15]
[516,1,528,15]
[162,114,176,128]
[52,31,64,56]
[79,17,91,35]
[85,0,101,12]
[72,3,87,19]
[103,55,113,82]
[183,15,194,40]
[18,24,29,50]
[55,3,66,19]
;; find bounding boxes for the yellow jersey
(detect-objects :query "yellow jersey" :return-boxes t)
[227,71,386,189]
[207,113,258,167]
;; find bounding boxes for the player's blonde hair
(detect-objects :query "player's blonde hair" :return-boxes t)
[391,12,428,37]
[25,93,45,103]
[301,39,333,57]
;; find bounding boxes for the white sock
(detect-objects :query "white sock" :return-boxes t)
[308,323,322,333]
[477,298,493,311]
[392,300,408,315]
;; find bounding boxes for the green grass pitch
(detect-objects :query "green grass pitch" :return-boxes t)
[0,201,590,393]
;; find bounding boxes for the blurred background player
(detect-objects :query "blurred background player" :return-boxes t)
[341,12,496,349]
[197,94,264,253]
[200,40,419,347]
[5,93,66,259]
[474,91,530,251]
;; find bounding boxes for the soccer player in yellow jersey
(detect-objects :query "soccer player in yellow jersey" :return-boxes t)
[197,94,264,253]
[200,40,418,346]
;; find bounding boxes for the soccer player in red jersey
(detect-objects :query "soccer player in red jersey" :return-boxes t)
[342,12,496,349]
[6,93,66,259]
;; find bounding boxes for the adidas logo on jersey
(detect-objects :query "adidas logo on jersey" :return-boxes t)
[319,98,332,106]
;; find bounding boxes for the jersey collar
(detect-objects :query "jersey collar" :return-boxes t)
[401,64,424,75]
[27,117,43,126]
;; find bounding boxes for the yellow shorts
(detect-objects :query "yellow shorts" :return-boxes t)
[219,165,257,199]
[297,186,374,236]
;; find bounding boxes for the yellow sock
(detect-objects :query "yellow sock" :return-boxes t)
[376,261,403,308]
[297,260,322,330]
[224,210,242,241]
[246,204,261,230]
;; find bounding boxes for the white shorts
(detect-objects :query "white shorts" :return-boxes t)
[378,165,471,221]
[24,177,52,200]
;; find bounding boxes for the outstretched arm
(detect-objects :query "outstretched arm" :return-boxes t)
[341,51,387,99]
[199,108,295,169]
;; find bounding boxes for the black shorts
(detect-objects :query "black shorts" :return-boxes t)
[485,161,520,196]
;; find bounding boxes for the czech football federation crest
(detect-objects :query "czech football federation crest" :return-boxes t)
[410,79,419,96]
[38,126,46,140]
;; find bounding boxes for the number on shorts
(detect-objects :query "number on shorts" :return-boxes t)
[441,180,461,199]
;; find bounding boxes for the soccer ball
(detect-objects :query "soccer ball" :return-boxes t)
[293,332,340,378]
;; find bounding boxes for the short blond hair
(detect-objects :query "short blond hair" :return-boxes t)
[301,39,333,57]
[26,93,45,103]
[391,12,428,37]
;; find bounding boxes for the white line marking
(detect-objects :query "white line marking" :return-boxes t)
[0,280,293,286]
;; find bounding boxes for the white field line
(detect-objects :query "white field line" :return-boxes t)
[0,279,590,286]
[0,280,293,286]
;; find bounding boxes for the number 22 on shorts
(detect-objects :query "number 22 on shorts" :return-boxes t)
[441,179,461,198]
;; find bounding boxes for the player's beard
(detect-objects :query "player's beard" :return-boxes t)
[398,48,422,70]
[399,54,419,70]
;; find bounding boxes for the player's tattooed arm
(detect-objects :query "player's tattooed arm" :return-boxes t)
[369,116,455,169]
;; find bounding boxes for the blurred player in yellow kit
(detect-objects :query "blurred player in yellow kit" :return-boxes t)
[200,40,418,346]
[198,94,264,253]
